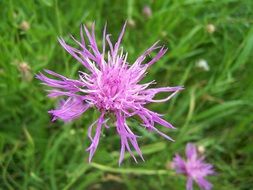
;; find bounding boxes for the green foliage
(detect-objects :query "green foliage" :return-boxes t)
[0,0,253,189]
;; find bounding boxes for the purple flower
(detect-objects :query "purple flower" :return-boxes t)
[37,22,183,164]
[173,143,215,190]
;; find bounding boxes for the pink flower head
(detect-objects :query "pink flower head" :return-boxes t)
[173,143,215,190]
[142,5,152,18]
[37,22,183,164]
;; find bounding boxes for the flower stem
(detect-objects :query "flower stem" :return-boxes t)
[90,162,174,176]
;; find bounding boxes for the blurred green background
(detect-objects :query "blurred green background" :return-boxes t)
[1,0,253,189]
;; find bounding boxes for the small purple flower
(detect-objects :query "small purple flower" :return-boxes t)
[37,22,183,164]
[172,143,215,190]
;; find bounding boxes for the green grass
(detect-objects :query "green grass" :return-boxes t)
[1,0,253,189]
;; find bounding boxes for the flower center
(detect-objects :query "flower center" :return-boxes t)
[186,160,206,178]
[95,67,127,111]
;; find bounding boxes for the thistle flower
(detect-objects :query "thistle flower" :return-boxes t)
[37,22,183,164]
[172,143,214,190]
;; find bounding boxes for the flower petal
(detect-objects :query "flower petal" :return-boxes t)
[86,111,105,162]
[49,97,89,122]
[116,112,144,164]
[186,143,197,160]
[196,177,213,190]
[173,154,186,174]
[186,178,193,190]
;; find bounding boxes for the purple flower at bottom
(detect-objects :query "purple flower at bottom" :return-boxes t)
[173,143,215,190]
[37,22,183,164]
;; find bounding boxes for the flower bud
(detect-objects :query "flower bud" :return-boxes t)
[20,21,30,31]
[198,145,205,154]
[18,62,32,82]
[128,19,136,28]
[196,59,210,71]
[206,24,216,34]
[142,5,152,18]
